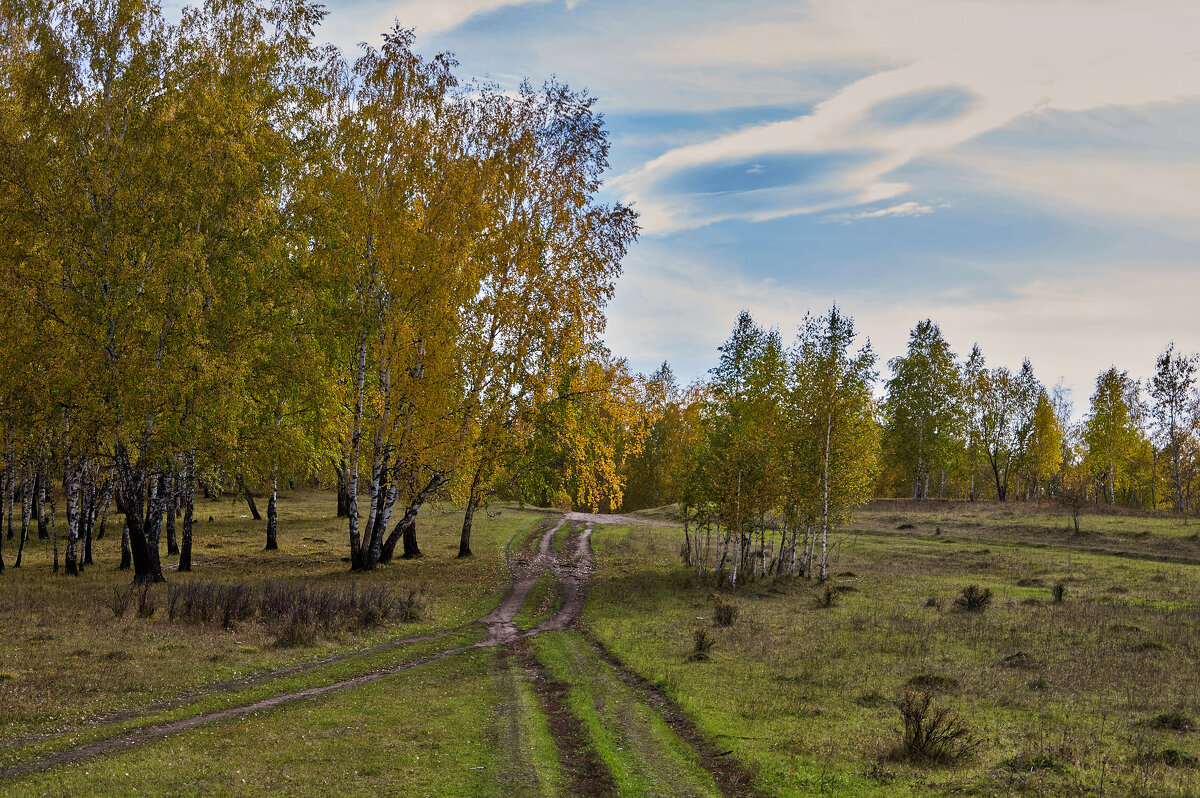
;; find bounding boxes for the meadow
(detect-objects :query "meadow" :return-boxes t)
[0,493,1197,796]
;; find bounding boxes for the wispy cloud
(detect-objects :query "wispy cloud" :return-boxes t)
[823,201,934,224]
[607,249,1200,406]
[616,0,1200,233]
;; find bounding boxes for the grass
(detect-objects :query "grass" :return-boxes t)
[4,648,511,796]
[0,490,539,748]
[513,571,564,631]
[583,501,1200,796]
[5,495,1200,796]
[529,630,724,798]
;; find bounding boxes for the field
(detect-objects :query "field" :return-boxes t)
[1,493,1198,796]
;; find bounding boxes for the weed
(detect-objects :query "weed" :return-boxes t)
[891,689,981,765]
[136,584,157,619]
[1140,748,1199,768]
[906,673,959,692]
[1151,711,1196,733]
[1130,639,1166,653]
[817,585,839,608]
[952,584,992,612]
[107,585,135,618]
[1005,752,1068,774]
[924,596,943,611]
[1000,651,1036,669]
[688,627,715,662]
[713,600,739,627]
[1052,582,1066,603]
[274,605,316,648]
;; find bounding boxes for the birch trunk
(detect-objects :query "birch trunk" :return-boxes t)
[179,450,195,572]
[64,459,81,576]
[165,471,178,555]
[347,331,368,569]
[457,468,483,559]
[265,475,278,551]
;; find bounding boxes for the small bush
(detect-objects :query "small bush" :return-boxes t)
[907,673,959,692]
[688,627,715,662]
[1141,748,1199,768]
[1152,711,1196,733]
[108,585,135,618]
[891,690,981,765]
[713,600,739,627]
[924,596,942,611]
[817,585,839,608]
[136,584,157,619]
[274,606,316,648]
[952,584,992,613]
[1051,583,1066,603]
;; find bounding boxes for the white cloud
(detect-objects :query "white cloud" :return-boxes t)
[379,0,553,35]
[608,250,1200,409]
[823,201,934,223]
[617,0,1200,233]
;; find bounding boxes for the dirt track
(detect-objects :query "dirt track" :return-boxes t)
[1,512,757,796]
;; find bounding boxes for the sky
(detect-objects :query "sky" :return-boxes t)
[315,0,1200,412]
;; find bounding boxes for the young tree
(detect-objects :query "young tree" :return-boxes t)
[790,306,879,581]
[1149,343,1199,513]
[882,320,962,500]
[1084,368,1144,505]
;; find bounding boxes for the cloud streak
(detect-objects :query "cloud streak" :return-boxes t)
[617,0,1200,233]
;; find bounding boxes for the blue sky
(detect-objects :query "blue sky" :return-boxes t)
[315,0,1200,412]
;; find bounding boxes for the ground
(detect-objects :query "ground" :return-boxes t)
[0,493,1198,796]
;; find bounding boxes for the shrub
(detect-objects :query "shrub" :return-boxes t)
[274,605,316,648]
[1051,583,1066,603]
[688,627,715,662]
[891,689,981,765]
[952,585,992,613]
[817,585,839,608]
[1152,711,1196,733]
[906,673,959,692]
[108,585,135,618]
[713,600,739,627]
[136,584,157,619]
[924,596,943,611]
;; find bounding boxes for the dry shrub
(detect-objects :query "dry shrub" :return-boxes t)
[1052,583,1066,603]
[162,579,423,640]
[108,585,135,618]
[891,689,981,765]
[713,600,739,627]
[952,584,992,613]
[136,584,157,618]
[689,627,715,662]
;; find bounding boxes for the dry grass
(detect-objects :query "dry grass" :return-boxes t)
[0,490,539,745]
[584,501,1200,796]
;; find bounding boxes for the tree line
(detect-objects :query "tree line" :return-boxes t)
[624,312,1200,585]
[0,0,643,582]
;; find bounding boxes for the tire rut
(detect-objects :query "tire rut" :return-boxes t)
[2,511,753,798]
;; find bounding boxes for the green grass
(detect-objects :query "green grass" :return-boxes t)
[0,491,539,747]
[583,502,1200,797]
[4,648,510,797]
[530,630,723,798]
[513,571,564,631]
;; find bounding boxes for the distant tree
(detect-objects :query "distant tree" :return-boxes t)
[1083,368,1144,505]
[790,306,879,581]
[882,320,962,500]
[1149,344,1198,513]
[977,359,1041,501]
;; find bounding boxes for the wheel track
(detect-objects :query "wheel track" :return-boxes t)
[2,512,756,798]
